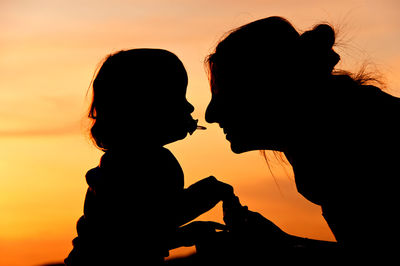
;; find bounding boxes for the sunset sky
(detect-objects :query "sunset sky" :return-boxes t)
[1,0,400,265]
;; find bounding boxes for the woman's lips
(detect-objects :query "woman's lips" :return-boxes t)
[221,126,233,140]
[221,125,228,135]
[221,126,230,139]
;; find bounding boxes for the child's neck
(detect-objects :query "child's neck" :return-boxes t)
[109,142,164,152]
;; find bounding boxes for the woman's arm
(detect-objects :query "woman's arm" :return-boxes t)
[223,197,339,250]
[286,233,338,249]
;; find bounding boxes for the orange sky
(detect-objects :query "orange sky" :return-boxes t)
[1,0,400,265]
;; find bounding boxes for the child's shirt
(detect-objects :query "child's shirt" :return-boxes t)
[65,146,187,265]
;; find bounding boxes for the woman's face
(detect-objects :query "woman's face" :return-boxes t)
[205,70,290,154]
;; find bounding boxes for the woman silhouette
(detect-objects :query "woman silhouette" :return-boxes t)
[204,16,399,261]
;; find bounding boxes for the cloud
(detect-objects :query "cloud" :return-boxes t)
[0,121,83,137]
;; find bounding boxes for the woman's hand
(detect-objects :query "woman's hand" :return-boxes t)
[223,198,290,247]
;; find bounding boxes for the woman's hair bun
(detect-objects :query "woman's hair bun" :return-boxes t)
[299,24,339,74]
[300,24,335,50]
[313,24,335,48]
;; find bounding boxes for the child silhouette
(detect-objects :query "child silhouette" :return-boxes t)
[65,49,234,265]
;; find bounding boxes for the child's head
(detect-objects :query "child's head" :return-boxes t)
[88,48,195,151]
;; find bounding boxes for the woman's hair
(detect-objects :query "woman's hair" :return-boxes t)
[206,16,380,94]
[88,49,188,151]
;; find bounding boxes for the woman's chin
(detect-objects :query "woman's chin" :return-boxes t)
[228,135,262,154]
[230,141,251,154]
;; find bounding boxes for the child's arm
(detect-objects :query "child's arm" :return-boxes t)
[174,176,235,226]
[167,221,226,250]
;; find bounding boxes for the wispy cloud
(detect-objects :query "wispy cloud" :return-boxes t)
[0,121,83,137]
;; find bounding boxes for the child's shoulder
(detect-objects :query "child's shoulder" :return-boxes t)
[100,146,182,174]
[138,147,184,188]
[100,146,173,162]
[96,146,183,191]
[153,147,182,170]
[157,146,176,159]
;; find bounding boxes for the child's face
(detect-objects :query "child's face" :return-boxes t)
[156,88,196,145]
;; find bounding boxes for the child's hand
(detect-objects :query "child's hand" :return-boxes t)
[189,176,234,202]
[171,221,226,248]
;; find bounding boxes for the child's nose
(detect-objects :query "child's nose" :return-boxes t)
[186,100,195,113]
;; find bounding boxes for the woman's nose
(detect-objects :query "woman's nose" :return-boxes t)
[205,97,217,123]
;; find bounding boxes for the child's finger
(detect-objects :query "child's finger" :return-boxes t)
[191,221,227,231]
[205,221,227,231]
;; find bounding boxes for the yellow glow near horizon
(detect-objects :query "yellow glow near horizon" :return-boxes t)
[1,1,400,265]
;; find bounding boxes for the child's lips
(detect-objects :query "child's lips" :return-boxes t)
[187,118,207,135]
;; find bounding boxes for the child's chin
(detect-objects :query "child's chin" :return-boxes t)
[178,131,189,140]
[165,131,189,144]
